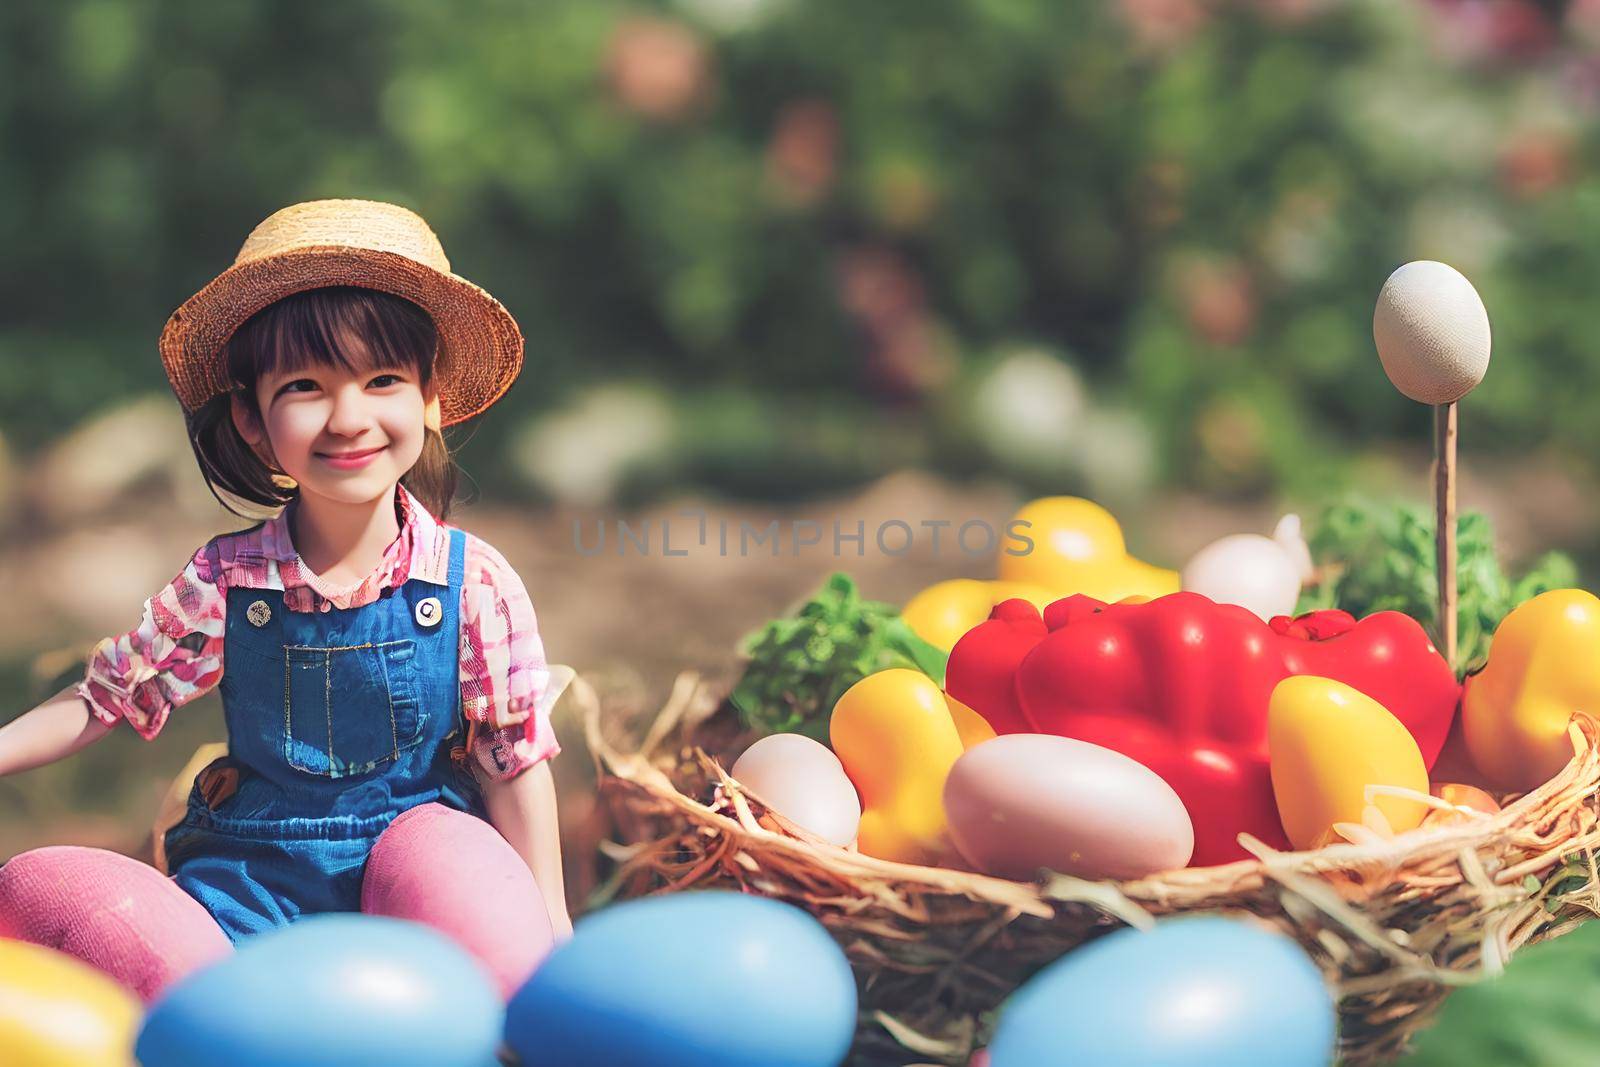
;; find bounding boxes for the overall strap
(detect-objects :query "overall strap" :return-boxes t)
[444,527,478,773]
[445,524,467,586]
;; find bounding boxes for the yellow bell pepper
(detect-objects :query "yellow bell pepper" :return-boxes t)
[830,668,966,864]
[1268,675,1430,850]
[901,578,1055,651]
[0,938,141,1067]
[997,496,1179,603]
[945,693,997,749]
[1463,589,1600,791]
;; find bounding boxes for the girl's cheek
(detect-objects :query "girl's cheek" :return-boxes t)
[276,405,322,440]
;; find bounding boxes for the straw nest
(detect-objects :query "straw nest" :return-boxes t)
[577,673,1600,1067]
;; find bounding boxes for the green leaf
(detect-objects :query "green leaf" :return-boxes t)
[882,617,951,688]
[731,572,949,739]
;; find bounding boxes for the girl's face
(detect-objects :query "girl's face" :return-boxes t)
[232,356,431,508]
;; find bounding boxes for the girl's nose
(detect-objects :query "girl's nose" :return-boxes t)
[325,383,375,435]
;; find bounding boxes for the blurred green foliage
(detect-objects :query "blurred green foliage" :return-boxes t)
[1399,915,1600,1067]
[4,0,1600,504]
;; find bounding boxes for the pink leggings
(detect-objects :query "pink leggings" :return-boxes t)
[0,803,554,1002]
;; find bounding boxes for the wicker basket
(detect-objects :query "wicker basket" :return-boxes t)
[580,672,1600,1067]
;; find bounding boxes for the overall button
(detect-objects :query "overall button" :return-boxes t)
[414,596,442,628]
[246,600,272,627]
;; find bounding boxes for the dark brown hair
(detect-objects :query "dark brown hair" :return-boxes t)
[185,286,458,521]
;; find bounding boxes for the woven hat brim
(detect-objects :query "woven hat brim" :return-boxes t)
[158,247,524,427]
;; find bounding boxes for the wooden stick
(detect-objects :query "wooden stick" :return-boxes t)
[1434,402,1458,669]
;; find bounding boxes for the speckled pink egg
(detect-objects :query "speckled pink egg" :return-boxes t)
[943,734,1194,881]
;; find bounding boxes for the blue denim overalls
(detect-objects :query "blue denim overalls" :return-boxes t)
[163,525,486,943]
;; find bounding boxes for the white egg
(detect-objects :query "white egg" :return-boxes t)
[731,734,861,847]
[1373,260,1491,405]
[943,734,1194,881]
[1182,532,1302,621]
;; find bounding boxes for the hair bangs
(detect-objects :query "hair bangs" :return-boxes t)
[227,287,437,392]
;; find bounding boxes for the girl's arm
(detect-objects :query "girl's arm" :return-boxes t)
[79,541,227,742]
[2,540,228,779]
[480,759,574,940]
[0,684,115,777]
[458,536,570,936]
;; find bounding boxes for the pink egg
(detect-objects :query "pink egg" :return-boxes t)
[731,734,862,847]
[943,734,1194,881]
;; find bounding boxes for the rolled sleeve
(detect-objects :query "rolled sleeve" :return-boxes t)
[78,542,226,740]
[459,538,561,782]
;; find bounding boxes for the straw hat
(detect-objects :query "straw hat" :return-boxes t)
[159,199,523,428]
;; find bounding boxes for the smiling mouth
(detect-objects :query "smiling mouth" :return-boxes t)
[317,446,387,459]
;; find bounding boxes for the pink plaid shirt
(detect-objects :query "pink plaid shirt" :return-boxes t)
[77,484,559,782]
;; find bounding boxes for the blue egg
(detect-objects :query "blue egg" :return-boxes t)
[136,914,502,1067]
[989,916,1336,1067]
[507,890,857,1067]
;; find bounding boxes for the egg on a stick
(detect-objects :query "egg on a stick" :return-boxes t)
[1372,260,1492,670]
[1373,260,1491,405]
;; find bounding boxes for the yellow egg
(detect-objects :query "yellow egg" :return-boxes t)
[997,497,1178,603]
[830,669,966,864]
[1268,676,1430,850]
[1422,783,1502,828]
[901,579,1055,651]
[0,938,140,1067]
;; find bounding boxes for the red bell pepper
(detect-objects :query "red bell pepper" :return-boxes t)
[947,592,1459,866]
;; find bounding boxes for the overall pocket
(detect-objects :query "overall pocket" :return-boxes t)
[283,640,424,777]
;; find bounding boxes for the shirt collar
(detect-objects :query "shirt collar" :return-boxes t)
[401,485,452,587]
[260,483,450,592]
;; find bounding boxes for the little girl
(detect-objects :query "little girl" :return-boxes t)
[0,199,571,999]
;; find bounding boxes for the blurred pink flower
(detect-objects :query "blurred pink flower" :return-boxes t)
[870,317,957,399]
[766,100,839,206]
[1251,0,1335,24]
[839,246,924,324]
[836,247,953,399]
[605,15,711,121]
[1557,56,1600,111]
[1178,257,1257,347]
[1572,0,1600,42]
[1425,0,1554,64]
[1497,128,1573,199]
[1116,0,1212,52]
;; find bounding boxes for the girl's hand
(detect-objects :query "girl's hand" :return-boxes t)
[0,684,115,777]
[549,903,574,943]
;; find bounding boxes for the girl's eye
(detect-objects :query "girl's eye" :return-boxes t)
[281,379,318,395]
[369,374,402,388]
